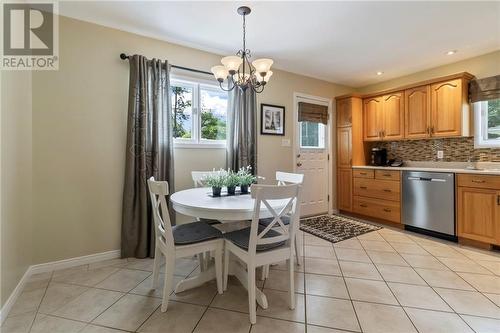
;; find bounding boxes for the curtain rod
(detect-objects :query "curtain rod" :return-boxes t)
[119,53,212,76]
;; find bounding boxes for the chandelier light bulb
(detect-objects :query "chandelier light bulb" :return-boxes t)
[252,58,273,74]
[211,65,228,82]
[256,70,273,83]
[221,56,243,74]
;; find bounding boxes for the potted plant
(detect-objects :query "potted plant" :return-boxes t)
[203,169,226,197]
[224,170,240,195]
[237,166,256,194]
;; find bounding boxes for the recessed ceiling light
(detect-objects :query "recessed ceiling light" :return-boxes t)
[376,71,383,76]
[446,50,457,55]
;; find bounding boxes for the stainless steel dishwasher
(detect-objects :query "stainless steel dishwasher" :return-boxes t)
[402,171,456,239]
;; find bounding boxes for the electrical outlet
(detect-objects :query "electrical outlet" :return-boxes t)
[437,150,444,159]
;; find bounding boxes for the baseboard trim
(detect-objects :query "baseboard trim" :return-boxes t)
[1,249,120,323]
[29,250,121,275]
[0,268,31,324]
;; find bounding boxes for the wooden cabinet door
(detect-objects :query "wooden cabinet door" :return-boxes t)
[337,168,352,211]
[431,79,463,137]
[337,98,352,127]
[337,127,352,168]
[363,97,383,141]
[457,187,499,244]
[382,92,404,140]
[405,85,430,139]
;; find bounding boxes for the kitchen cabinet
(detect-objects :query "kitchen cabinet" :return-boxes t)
[431,79,465,137]
[335,96,365,213]
[457,174,500,245]
[337,98,352,127]
[363,93,404,141]
[363,97,383,141]
[337,127,352,169]
[362,73,473,141]
[338,169,353,211]
[405,85,431,139]
[352,168,401,223]
[382,92,405,140]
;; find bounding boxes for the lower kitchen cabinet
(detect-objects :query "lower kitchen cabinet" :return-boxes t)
[338,168,352,211]
[457,186,500,245]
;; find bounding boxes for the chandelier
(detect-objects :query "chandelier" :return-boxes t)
[211,6,273,93]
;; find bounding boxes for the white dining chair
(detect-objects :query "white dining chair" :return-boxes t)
[259,171,304,279]
[223,183,302,324]
[147,177,224,312]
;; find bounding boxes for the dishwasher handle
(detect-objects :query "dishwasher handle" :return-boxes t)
[407,176,447,182]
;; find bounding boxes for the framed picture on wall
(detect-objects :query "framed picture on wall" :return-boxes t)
[260,104,285,136]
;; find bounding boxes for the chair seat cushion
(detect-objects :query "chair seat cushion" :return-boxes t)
[224,226,286,252]
[199,218,221,225]
[258,215,291,227]
[173,221,222,245]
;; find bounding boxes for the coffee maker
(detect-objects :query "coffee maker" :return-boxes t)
[371,147,387,166]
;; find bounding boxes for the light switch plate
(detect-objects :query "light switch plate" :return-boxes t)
[437,150,444,159]
[281,138,291,147]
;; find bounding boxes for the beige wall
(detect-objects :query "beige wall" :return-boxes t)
[30,16,351,264]
[1,71,33,306]
[359,50,500,94]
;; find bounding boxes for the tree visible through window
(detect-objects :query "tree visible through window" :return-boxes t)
[170,79,227,145]
[487,99,500,139]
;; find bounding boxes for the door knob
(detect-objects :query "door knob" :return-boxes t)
[297,154,301,158]
[297,162,302,167]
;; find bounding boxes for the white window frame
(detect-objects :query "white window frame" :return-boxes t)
[171,75,227,149]
[474,100,500,148]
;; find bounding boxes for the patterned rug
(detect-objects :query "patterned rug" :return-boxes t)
[300,214,382,243]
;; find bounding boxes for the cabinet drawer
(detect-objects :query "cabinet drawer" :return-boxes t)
[375,170,401,181]
[353,196,401,223]
[457,174,500,190]
[353,169,374,179]
[353,178,400,201]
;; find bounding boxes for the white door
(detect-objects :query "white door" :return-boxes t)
[294,97,330,217]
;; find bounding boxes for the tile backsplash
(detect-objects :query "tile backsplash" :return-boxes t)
[373,137,500,162]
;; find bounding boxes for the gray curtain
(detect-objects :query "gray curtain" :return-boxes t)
[226,87,257,173]
[121,55,174,258]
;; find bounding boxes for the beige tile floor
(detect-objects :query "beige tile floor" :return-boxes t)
[3,226,500,333]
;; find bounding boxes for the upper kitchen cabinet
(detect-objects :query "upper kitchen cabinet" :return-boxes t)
[430,78,470,137]
[363,92,404,141]
[382,92,405,140]
[362,73,473,141]
[363,97,383,141]
[405,85,431,139]
[337,97,352,127]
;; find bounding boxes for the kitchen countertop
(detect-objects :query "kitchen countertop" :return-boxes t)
[352,161,500,175]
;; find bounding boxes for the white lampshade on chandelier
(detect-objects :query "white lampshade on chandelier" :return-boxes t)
[211,6,273,93]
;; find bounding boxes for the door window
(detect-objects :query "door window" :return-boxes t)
[300,121,325,148]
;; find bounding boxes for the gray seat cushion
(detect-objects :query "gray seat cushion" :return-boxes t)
[224,226,285,251]
[258,215,290,227]
[199,218,221,225]
[172,221,222,245]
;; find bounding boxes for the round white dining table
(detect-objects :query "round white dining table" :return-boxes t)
[170,187,290,309]
[170,187,289,221]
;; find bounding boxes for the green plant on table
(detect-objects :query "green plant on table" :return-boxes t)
[237,166,256,186]
[224,170,240,188]
[203,169,227,188]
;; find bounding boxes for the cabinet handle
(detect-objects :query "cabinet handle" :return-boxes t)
[383,208,392,212]
[497,195,500,206]
[360,204,368,208]
[382,173,391,177]
[359,172,367,175]
[430,126,435,135]
[383,189,392,192]
[471,179,485,183]
[360,186,367,189]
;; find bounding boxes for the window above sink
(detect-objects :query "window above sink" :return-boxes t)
[474,98,500,148]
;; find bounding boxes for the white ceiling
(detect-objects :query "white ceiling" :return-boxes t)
[59,1,500,87]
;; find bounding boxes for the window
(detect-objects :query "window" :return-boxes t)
[300,121,325,148]
[474,99,500,148]
[171,77,227,147]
